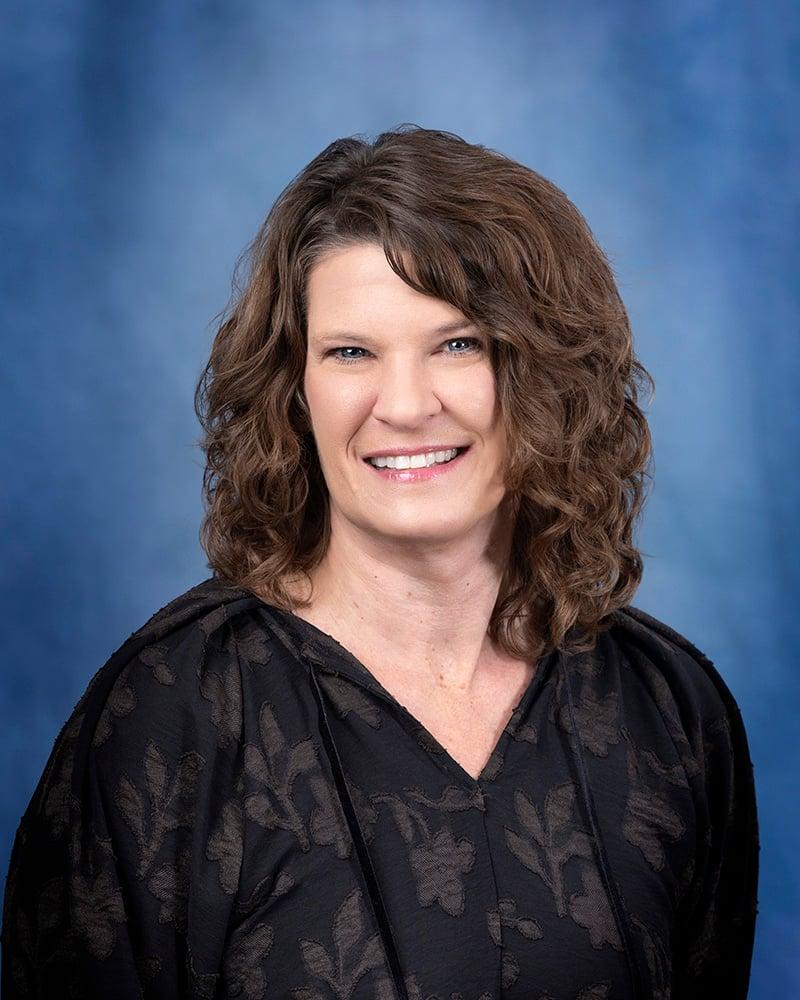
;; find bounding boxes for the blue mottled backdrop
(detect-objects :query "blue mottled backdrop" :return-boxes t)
[2,1,797,994]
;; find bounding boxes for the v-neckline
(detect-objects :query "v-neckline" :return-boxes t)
[251,597,558,790]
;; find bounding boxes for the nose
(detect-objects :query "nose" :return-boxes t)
[369,357,443,426]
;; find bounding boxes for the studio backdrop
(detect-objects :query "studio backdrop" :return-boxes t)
[2,2,797,997]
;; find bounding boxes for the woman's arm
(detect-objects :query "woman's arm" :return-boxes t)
[670,683,760,998]
[1,620,247,998]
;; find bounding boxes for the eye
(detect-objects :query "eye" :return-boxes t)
[326,338,484,366]
[327,346,368,365]
[445,337,482,355]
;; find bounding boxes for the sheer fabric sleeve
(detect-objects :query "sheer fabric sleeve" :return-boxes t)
[1,617,248,999]
[669,649,760,998]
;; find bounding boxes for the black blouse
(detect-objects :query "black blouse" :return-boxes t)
[1,577,759,999]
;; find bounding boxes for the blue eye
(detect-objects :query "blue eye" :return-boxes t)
[445,337,482,356]
[327,338,483,366]
[329,346,368,365]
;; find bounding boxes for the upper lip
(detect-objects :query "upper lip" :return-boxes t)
[362,444,469,460]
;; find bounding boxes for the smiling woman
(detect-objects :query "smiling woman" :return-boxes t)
[2,125,758,1000]
[296,241,510,570]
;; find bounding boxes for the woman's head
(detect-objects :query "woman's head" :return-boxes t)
[302,242,508,554]
[195,124,655,659]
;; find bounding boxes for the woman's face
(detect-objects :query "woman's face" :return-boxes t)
[303,243,508,548]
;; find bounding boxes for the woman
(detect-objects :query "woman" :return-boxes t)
[2,126,758,999]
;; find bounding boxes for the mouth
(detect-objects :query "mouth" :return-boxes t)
[362,445,471,481]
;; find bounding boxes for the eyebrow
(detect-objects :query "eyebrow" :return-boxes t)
[313,320,477,346]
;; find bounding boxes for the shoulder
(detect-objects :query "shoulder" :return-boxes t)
[600,604,756,795]
[606,603,746,730]
[4,578,291,992]
[82,577,271,738]
[606,608,759,991]
[21,577,279,833]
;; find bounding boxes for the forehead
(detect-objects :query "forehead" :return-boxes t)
[306,245,473,340]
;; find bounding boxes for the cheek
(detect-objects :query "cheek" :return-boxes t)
[306,376,367,441]
[454,373,498,430]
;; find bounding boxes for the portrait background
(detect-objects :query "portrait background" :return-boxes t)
[2,2,796,995]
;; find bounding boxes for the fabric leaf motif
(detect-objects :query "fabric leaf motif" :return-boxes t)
[622,743,687,871]
[409,826,476,916]
[92,679,137,748]
[138,643,178,686]
[200,656,242,748]
[234,619,273,665]
[67,820,127,960]
[206,798,244,894]
[576,985,612,999]
[148,845,192,930]
[505,782,594,917]
[318,673,383,729]
[332,887,364,965]
[144,741,168,804]
[223,921,275,1000]
[114,741,205,877]
[116,774,146,847]
[300,940,336,981]
[631,913,672,1000]
[553,671,621,758]
[197,605,231,641]
[295,888,388,994]
[487,897,543,947]
[242,701,319,851]
[568,865,623,949]
[72,869,126,959]
[405,783,484,815]
[488,897,544,989]
[307,771,353,859]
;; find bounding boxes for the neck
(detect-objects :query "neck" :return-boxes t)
[284,501,524,695]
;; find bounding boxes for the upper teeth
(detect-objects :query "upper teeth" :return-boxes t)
[367,448,460,469]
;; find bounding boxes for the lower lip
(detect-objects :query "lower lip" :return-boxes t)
[363,447,471,482]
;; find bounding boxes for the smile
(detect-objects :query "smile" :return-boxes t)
[362,446,471,482]
[366,447,465,469]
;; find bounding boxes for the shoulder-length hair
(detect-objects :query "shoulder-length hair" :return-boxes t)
[194,124,655,662]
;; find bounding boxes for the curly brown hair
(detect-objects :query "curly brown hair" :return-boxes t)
[194,124,655,662]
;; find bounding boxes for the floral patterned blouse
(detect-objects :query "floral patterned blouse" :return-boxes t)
[1,576,759,999]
